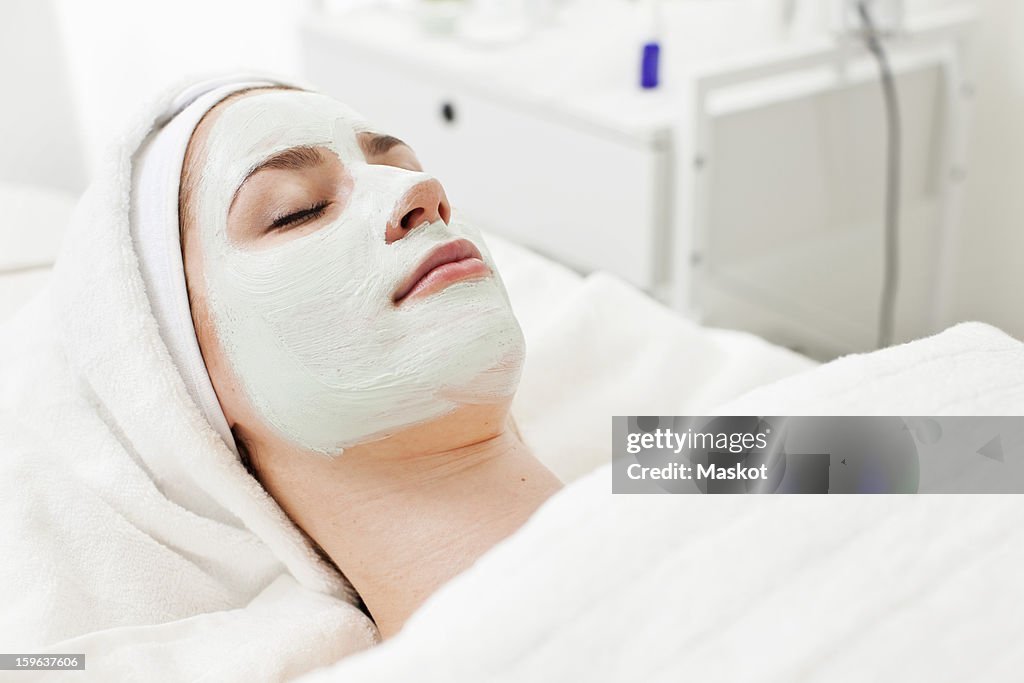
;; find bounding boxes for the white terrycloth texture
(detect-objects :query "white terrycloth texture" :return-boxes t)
[0,77,378,674]
[130,78,273,455]
[295,322,1024,683]
[718,321,1024,415]
[31,575,370,683]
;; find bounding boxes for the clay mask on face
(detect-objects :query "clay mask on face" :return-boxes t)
[193,90,525,455]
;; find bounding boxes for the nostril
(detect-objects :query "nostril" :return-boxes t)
[400,207,426,230]
[389,180,450,242]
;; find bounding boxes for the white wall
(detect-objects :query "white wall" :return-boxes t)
[0,0,85,192]
[53,0,311,174]
[948,0,1024,338]
[7,0,1022,339]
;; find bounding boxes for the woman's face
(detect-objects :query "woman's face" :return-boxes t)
[180,89,525,457]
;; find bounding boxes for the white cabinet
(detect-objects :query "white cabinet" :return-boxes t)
[302,22,670,293]
[300,6,976,359]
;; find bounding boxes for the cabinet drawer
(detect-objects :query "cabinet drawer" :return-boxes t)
[303,33,664,290]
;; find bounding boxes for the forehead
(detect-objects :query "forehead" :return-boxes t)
[199,90,372,183]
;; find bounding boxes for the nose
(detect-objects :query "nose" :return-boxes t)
[385,179,451,244]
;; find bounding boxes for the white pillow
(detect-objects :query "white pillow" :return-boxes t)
[0,182,77,270]
[0,182,78,322]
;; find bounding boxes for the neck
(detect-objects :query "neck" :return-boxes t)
[257,418,562,639]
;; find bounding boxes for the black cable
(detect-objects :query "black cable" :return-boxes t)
[857,1,902,349]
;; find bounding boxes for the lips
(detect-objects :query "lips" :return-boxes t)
[392,238,491,304]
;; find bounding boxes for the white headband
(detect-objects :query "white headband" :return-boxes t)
[130,77,279,456]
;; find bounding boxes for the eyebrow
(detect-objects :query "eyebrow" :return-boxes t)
[361,134,408,156]
[229,135,413,209]
[231,146,328,209]
[255,145,326,172]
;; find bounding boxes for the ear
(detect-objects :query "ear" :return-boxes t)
[231,424,263,484]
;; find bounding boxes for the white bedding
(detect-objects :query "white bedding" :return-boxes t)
[295,321,1024,683]
[489,234,817,481]
[299,471,1024,682]
[0,181,76,321]
[9,137,1020,682]
[14,236,817,681]
[0,183,76,271]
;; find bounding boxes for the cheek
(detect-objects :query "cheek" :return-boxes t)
[188,289,225,386]
[222,154,356,248]
[191,286,263,429]
[332,169,356,217]
[183,228,250,417]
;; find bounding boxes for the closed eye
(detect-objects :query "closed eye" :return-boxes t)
[269,200,331,231]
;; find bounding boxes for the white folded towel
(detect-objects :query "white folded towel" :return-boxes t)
[717,321,1024,415]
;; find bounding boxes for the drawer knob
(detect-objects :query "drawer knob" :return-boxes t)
[440,101,456,124]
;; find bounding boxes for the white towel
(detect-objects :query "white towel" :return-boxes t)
[129,77,273,456]
[717,321,1024,415]
[0,76,378,672]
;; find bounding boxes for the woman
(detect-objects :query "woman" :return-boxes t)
[0,75,557,662]
[171,82,562,636]
[5,76,1020,682]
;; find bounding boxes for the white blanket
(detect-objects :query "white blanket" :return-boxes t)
[295,322,1024,682]
[719,321,1024,416]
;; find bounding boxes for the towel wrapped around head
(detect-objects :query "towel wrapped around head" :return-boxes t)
[129,77,272,456]
[0,74,378,665]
